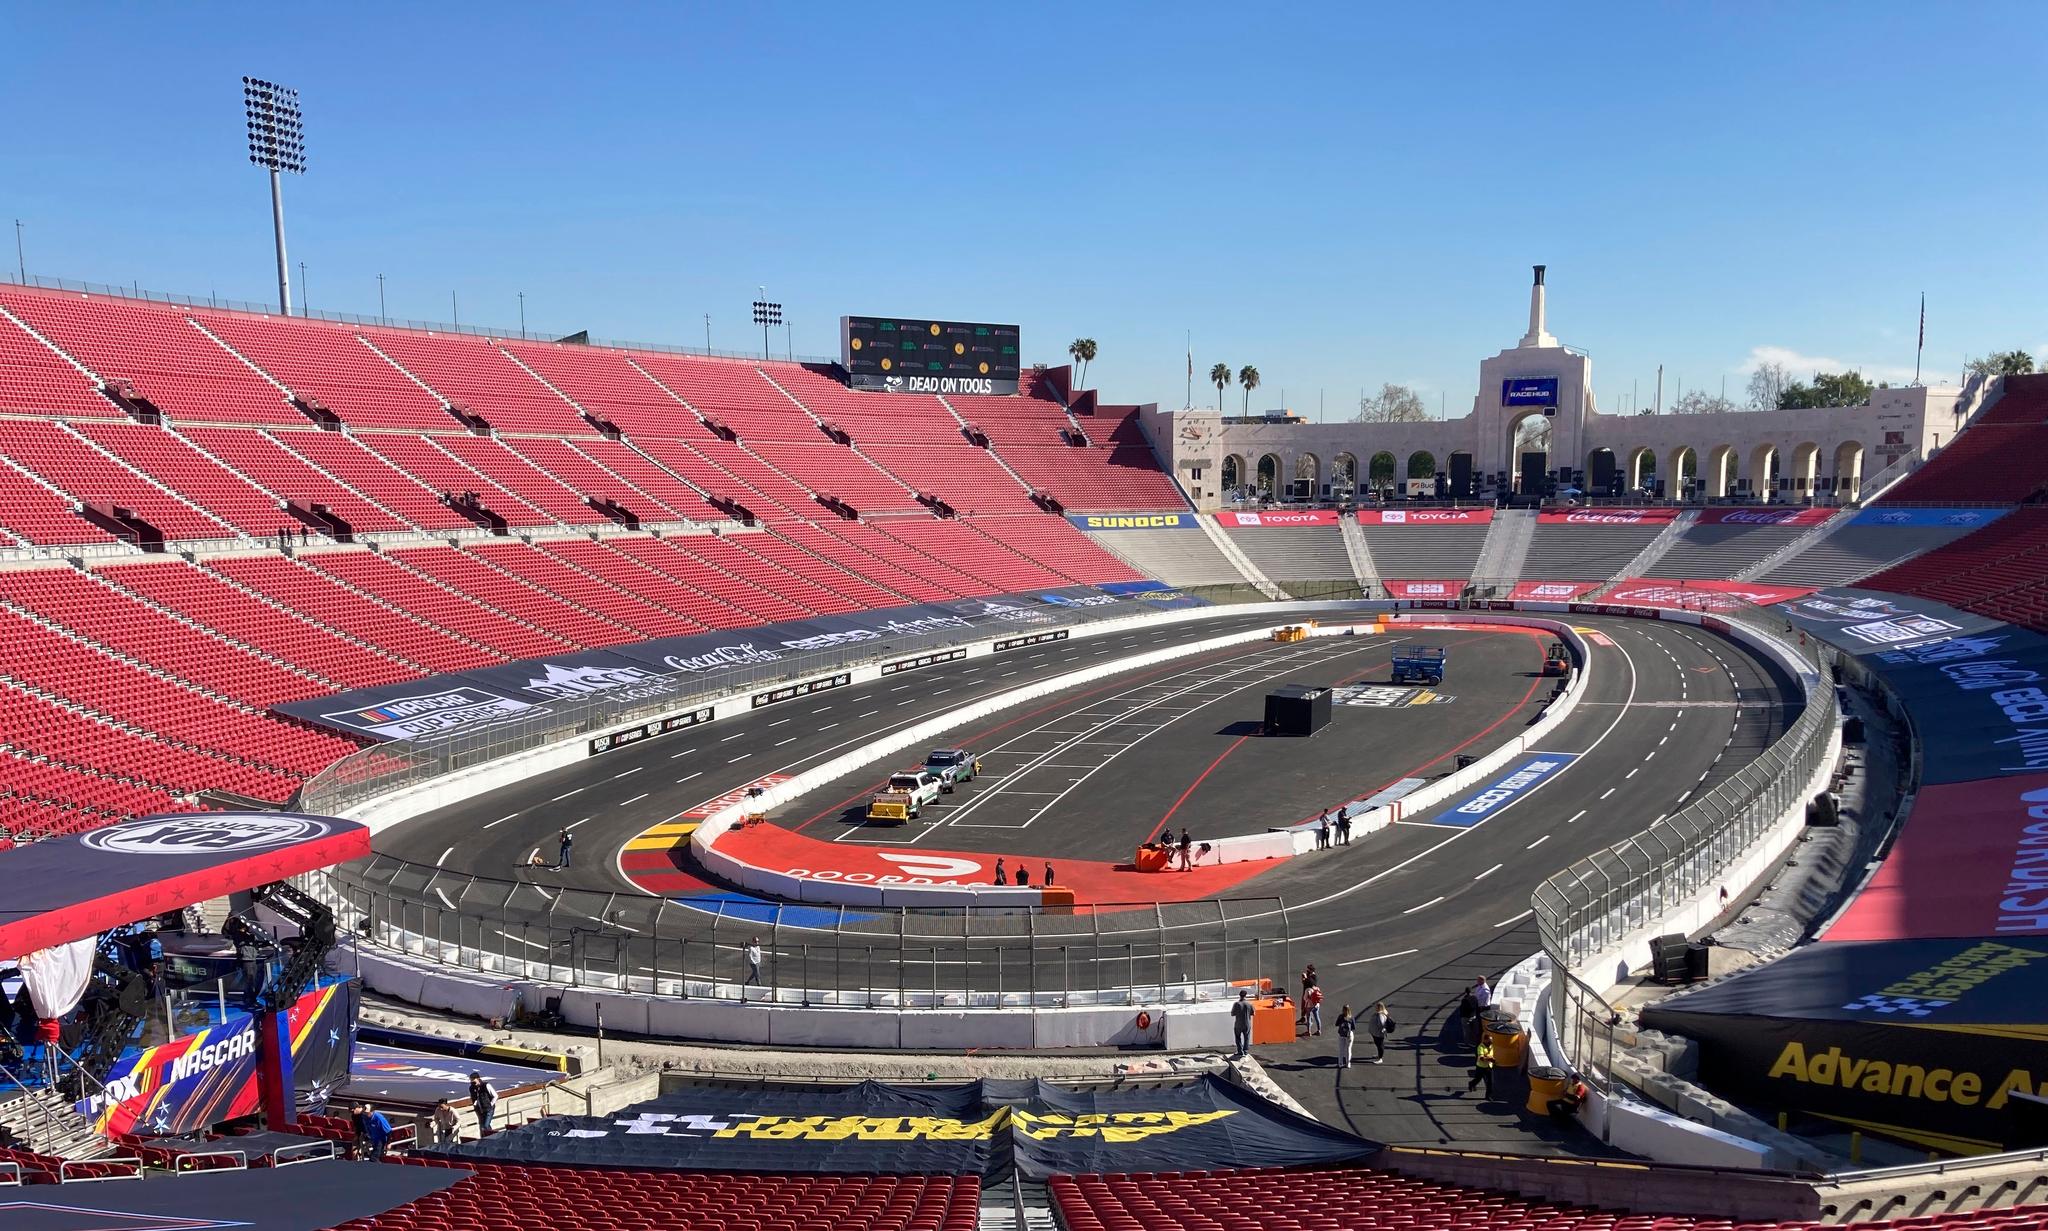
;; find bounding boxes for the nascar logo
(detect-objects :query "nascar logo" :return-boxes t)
[82,812,333,855]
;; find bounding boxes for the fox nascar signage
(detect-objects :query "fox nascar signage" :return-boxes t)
[842,316,1021,395]
[79,980,356,1137]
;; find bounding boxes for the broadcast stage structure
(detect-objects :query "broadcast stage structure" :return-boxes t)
[1142,267,1971,508]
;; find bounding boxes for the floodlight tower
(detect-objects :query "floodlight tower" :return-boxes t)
[752,289,781,361]
[243,77,306,315]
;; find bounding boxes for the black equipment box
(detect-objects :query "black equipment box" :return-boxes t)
[1264,685,1331,736]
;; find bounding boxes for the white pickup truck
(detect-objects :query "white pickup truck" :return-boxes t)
[866,770,945,825]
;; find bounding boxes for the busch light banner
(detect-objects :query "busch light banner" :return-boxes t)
[429,1075,1374,1180]
[276,587,1200,745]
[79,980,357,1137]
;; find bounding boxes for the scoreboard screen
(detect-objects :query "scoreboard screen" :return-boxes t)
[841,316,1021,395]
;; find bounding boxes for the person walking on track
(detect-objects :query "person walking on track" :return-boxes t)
[557,828,573,870]
[743,936,763,987]
[1368,1001,1395,1063]
[1335,1004,1355,1066]
[1231,989,1254,1059]
[1298,964,1318,1025]
[1178,829,1193,870]
[1468,1035,1496,1097]
[1304,983,1324,1036]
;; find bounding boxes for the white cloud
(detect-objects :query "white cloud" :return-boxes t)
[1737,345,1920,385]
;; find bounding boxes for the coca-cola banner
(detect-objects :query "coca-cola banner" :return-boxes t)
[1356,508,1494,526]
[1508,580,1600,602]
[1384,579,1466,600]
[1215,509,1340,527]
[1535,507,1683,525]
[1600,579,1816,609]
[1695,507,1837,527]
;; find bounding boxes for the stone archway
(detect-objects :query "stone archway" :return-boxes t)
[1221,454,1246,496]
[1256,453,1281,498]
[1331,452,1358,498]
[1507,410,1551,494]
[1833,441,1865,501]
[1406,451,1437,498]
[1447,450,1474,498]
[1749,443,1779,501]
[1666,446,1697,499]
[1368,451,1397,498]
[1293,452,1322,501]
[1585,447,1617,496]
[1628,446,1658,494]
[1789,442,1821,499]
[1707,445,1739,499]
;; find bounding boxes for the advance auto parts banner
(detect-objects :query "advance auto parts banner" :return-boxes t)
[79,979,357,1137]
[1640,939,2048,1152]
[430,1075,1375,1179]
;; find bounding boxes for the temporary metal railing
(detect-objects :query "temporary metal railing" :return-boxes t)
[308,852,1293,1007]
[1531,601,1838,1080]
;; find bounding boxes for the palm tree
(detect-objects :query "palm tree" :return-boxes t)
[1210,362,1231,412]
[1067,337,1098,389]
[1238,365,1261,415]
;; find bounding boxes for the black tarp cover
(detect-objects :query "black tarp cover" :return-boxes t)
[1640,938,2048,1152]
[0,812,370,954]
[426,1075,1377,1179]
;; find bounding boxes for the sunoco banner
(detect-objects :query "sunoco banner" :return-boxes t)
[429,1075,1374,1179]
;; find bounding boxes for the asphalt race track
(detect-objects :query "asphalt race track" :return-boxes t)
[378,607,1796,997]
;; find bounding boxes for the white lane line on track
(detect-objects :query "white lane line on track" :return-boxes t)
[677,771,701,785]
[858,710,880,718]
[1675,789,1690,803]
[437,846,454,866]
[550,788,584,801]
[720,733,745,742]
[1527,834,1551,849]
[1291,927,1345,943]
[1567,810,1585,824]
[812,706,832,714]
[1626,768,1639,778]
[1474,863,1502,881]
[769,718,790,727]
[1339,948,1419,967]
[620,793,648,806]
[670,748,695,759]
[730,753,751,763]
[775,737,797,747]
[1495,909,1534,927]
[613,766,641,779]
[484,813,519,829]
[1402,896,1444,914]
[1600,787,1616,799]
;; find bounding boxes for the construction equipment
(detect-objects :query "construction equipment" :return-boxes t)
[1391,646,1447,686]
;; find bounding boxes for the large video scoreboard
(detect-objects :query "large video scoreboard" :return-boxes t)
[841,316,1021,395]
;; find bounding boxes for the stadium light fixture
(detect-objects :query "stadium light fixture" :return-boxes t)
[242,76,305,316]
[752,288,782,361]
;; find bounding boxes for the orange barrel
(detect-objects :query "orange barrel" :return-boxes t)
[1484,1018,1527,1070]
[1526,1065,1570,1116]
[1133,846,1171,873]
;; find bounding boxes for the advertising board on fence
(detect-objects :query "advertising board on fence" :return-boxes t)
[1536,507,1683,525]
[1356,508,1494,526]
[1066,512,1197,530]
[1693,506,1838,527]
[1215,509,1339,527]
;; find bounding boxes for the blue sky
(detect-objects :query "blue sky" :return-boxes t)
[7,3,2045,418]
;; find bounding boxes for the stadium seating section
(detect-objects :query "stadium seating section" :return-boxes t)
[0,286,1172,834]
[1049,1168,2048,1231]
[326,1159,979,1231]
[1861,507,2048,632]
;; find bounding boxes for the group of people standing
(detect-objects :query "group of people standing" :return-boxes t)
[1311,805,1354,850]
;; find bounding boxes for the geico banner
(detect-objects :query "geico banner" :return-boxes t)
[1640,938,2048,1152]
[1695,506,1837,527]
[1851,507,2009,529]
[1214,509,1339,527]
[1067,512,1197,530]
[428,1074,1375,1179]
[1535,507,1682,524]
[80,980,356,1137]
[1825,771,2048,941]
[1356,508,1494,526]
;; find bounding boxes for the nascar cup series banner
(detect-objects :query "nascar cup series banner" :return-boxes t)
[430,1075,1375,1179]
[1640,939,2048,1152]
[274,585,1202,745]
[78,979,357,1137]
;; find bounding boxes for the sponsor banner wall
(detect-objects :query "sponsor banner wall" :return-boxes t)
[1850,507,2010,529]
[1427,753,1579,827]
[1600,579,1815,610]
[1694,506,1838,527]
[1824,772,2048,941]
[1639,939,2048,1151]
[80,980,356,1137]
[1536,507,1683,525]
[430,1075,1376,1180]
[1508,580,1600,601]
[1066,512,1197,530]
[276,587,1185,743]
[1214,509,1340,527]
[1356,507,1494,526]
[1383,579,1466,600]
